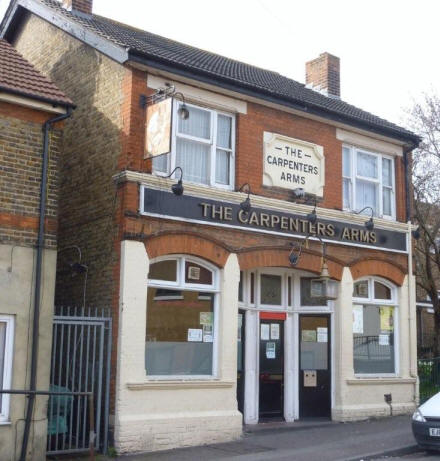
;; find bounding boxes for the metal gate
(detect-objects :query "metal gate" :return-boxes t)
[47,306,112,455]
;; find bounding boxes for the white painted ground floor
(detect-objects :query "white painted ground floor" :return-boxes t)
[113,240,418,454]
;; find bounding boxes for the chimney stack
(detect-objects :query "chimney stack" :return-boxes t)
[305,52,340,99]
[61,0,93,15]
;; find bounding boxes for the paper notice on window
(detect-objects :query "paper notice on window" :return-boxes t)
[380,306,393,331]
[302,330,316,342]
[238,313,243,328]
[379,334,390,346]
[187,328,203,342]
[261,324,270,340]
[317,327,328,343]
[353,305,364,334]
[270,323,280,340]
[266,342,276,359]
[199,312,213,325]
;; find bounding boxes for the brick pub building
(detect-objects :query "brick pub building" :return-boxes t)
[1,0,421,455]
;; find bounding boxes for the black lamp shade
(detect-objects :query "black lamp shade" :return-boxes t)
[412,227,421,240]
[307,210,317,224]
[178,105,190,120]
[365,217,374,231]
[289,252,298,266]
[171,180,184,196]
[240,197,251,213]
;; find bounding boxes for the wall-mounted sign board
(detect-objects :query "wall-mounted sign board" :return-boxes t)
[263,132,325,196]
[144,97,173,158]
[140,187,408,253]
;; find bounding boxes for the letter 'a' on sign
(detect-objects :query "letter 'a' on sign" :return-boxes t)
[144,97,173,158]
[262,132,325,197]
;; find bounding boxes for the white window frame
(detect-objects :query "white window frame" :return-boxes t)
[352,277,399,378]
[146,255,219,379]
[0,315,14,423]
[153,101,235,190]
[342,145,396,220]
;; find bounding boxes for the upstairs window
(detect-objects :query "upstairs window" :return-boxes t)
[0,315,14,423]
[153,101,235,189]
[342,146,395,219]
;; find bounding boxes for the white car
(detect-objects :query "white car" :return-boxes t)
[412,392,440,450]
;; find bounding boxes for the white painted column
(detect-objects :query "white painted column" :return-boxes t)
[332,267,353,416]
[244,309,259,424]
[115,241,149,417]
[284,312,295,421]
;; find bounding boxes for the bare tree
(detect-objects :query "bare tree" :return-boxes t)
[408,93,440,356]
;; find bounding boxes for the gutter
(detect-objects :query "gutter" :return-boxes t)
[20,107,73,461]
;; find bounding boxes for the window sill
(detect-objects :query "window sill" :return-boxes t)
[126,380,235,390]
[0,420,11,426]
[347,377,416,385]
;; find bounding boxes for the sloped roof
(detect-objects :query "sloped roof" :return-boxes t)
[0,37,73,107]
[1,0,418,142]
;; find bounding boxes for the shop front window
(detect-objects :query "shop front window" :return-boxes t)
[146,256,218,377]
[352,277,397,375]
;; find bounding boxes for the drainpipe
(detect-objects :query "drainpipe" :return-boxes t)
[403,143,419,403]
[20,107,73,461]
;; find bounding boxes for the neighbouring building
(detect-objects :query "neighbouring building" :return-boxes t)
[1,0,421,456]
[0,38,72,460]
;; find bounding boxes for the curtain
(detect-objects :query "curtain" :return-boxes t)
[357,152,377,179]
[356,179,377,214]
[215,150,230,185]
[217,115,231,149]
[343,146,351,177]
[343,178,351,209]
[178,105,210,139]
[176,138,209,184]
[152,153,168,173]
[0,322,6,412]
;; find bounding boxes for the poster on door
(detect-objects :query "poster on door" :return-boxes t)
[266,342,276,359]
[270,323,280,340]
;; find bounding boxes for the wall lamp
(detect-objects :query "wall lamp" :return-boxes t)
[354,206,375,231]
[306,197,317,224]
[238,183,252,213]
[166,166,184,196]
[174,91,190,120]
[412,227,421,240]
[293,189,318,224]
[140,84,190,120]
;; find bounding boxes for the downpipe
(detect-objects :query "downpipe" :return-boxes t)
[20,108,73,461]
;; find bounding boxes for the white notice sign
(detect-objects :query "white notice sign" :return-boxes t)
[261,324,270,340]
[353,305,364,334]
[379,334,390,346]
[263,132,324,196]
[270,323,280,340]
[317,327,328,343]
[266,342,276,359]
[187,328,203,342]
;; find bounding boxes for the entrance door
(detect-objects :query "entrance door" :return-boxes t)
[237,310,245,416]
[259,319,284,419]
[299,315,331,418]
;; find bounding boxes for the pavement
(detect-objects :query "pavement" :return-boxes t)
[51,415,434,461]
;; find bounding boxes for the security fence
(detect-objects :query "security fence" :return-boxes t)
[418,358,440,404]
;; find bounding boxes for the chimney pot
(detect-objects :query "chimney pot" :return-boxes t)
[306,52,340,99]
[61,0,93,15]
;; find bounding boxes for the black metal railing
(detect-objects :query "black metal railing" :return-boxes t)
[418,357,440,403]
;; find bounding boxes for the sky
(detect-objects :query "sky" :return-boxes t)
[1,0,439,127]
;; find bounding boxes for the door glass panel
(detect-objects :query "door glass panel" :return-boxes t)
[300,316,328,370]
[260,274,282,305]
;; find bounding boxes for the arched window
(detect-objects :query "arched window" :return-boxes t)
[352,277,397,375]
[146,256,218,377]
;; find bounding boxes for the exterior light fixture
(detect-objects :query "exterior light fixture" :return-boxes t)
[306,198,317,224]
[166,166,184,196]
[174,91,189,120]
[309,236,338,301]
[238,183,252,213]
[289,242,302,266]
[412,227,421,240]
[293,187,306,199]
[355,206,375,230]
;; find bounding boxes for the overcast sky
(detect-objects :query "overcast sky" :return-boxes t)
[1,0,439,127]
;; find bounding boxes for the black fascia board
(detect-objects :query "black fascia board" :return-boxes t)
[128,50,420,147]
[0,85,76,109]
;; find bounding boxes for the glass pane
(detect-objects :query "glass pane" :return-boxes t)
[146,288,214,375]
[238,271,243,302]
[237,313,243,371]
[382,158,392,187]
[300,277,327,306]
[343,178,351,209]
[185,261,212,285]
[374,281,391,300]
[353,280,369,298]
[288,276,292,307]
[383,187,392,216]
[353,305,395,374]
[356,179,378,215]
[217,114,232,149]
[343,146,351,177]
[152,153,168,173]
[0,322,5,412]
[357,151,378,179]
[300,316,328,370]
[215,149,230,185]
[176,138,210,185]
[149,260,177,282]
[250,273,255,304]
[178,105,210,139]
[260,274,282,305]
